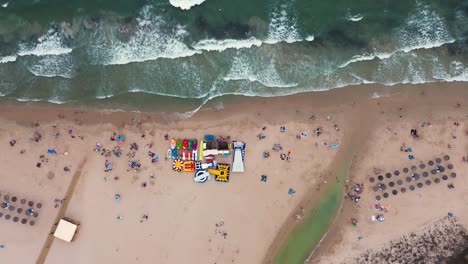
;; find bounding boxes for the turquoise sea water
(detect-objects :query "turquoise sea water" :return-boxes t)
[0,0,467,113]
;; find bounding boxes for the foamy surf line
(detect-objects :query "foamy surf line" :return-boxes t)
[169,0,207,10]
[0,55,17,64]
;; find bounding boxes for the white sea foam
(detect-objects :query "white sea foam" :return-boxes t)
[345,9,364,22]
[16,97,42,102]
[128,87,209,99]
[90,6,200,65]
[47,97,68,104]
[399,1,455,52]
[347,15,363,22]
[224,55,298,88]
[2,2,8,8]
[350,74,375,84]
[192,37,263,52]
[193,34,314,53]
[340,52,392,68]
[96,94,114,99]
[341,2,456,69]
[432,60,468,82]
[169,0,206,10]
[26,54,74,78]
[265,2,302,44]
[0,55,17,64]
[305,35,315,42]
[18,29,72,57]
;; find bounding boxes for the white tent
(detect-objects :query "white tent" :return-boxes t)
[54,219,78,242]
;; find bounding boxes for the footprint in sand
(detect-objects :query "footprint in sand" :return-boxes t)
[47,171,55,180]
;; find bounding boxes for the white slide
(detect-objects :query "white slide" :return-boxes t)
[232,148,244,172]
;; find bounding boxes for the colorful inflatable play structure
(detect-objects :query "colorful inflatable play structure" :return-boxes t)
[183,160,195,172]
[194,170,210,183]
[172,159,183,172]
[208,164,230,182]
[232,141,245,173]
[168,136,244,183]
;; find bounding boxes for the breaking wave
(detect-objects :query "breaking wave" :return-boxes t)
[88,6,200,65]
[18,29,72,57]
[224,54,298,88]
[0,55,17,64]
[169,0,207,10]
[192,37,263,52]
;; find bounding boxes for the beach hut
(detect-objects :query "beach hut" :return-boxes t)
[54,219,78,242]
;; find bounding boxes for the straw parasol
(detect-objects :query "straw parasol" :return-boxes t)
[444,155,450,161]
[369,177,375,183]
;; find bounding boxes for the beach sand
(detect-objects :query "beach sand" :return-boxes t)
[0,82,466,264]
[310,84,467,263]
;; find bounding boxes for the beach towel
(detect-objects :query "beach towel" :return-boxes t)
[47,149,57,154]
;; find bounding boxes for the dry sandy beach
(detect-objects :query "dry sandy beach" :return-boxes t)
[0,82,466,264]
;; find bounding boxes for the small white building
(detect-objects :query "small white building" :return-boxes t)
[54,219,78,242]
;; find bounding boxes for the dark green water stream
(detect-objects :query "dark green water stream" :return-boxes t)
[274,153,352,264]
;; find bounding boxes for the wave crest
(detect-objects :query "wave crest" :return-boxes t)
[169,0,207,10]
